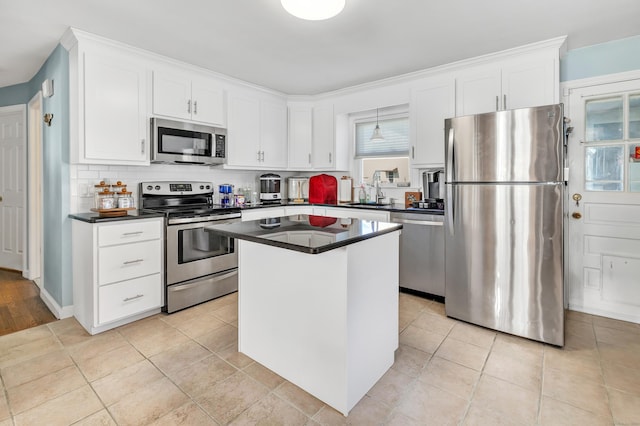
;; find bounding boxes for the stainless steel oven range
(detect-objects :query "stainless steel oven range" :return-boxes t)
[140,181,241,313]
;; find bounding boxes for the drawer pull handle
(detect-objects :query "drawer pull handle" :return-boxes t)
[123,259,144,265]
[122,231,143,236]
[123,294,144,302]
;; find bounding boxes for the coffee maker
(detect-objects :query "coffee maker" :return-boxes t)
[421,169,444,209]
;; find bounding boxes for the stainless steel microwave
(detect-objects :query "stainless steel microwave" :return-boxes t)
[151,117,226,165]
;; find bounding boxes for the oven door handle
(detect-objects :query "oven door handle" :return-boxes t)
[170,269,238,292]
[168,216,241,228]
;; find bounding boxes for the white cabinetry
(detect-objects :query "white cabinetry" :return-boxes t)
[312,104,335,169]
[455,51,558,116]
[241,207,286,221]
[288,105,313,169]
[313,206,390,222]
[152,71,225,126]
[287,102,344,171]
[67,33,149,165]
[72,218,164,334]
[227,92,287,169]
[410,77,455,167]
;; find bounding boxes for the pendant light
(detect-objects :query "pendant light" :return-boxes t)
[281,0,346,21]
[370,108,385,142]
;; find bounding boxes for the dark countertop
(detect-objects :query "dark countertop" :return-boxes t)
[237,201,445,216]
[68,202,443,224]
[206,215,402,254]
[68,210,165,223]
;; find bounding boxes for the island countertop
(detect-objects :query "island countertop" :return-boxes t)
[205,215,402,254]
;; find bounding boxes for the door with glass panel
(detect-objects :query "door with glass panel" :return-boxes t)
[566,78,640,323]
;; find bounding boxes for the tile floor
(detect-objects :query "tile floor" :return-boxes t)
[0,292,639,425]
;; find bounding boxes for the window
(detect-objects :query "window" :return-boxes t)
[355,114,409,185]
[584,93,640,192]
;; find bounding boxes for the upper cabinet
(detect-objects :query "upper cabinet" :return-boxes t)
[66,33,150,165]
[152,71,225,127]
[312,104,335,169]
[226,91,287,169]
[287,102,345,171]
[455,50,558,116]
[288,104,313,169]
[410,77,455,167]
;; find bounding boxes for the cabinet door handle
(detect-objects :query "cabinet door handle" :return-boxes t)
[308,153,311,164]
[329,152,332,163]
[503,94,507,110]
[123,259,144,265]
[193,100,198,115]
[123,294,144,302]
[495,96,499,111]
[122,231,143,236]
[187,100,191,114]
[261,151,265,162]
[140,139,145,155]
[412,146,415,159]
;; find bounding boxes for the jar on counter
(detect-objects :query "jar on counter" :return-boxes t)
[95,188,116,210]
[117,188,134,208]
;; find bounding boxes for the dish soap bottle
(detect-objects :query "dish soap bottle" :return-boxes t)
[358,185,366,203]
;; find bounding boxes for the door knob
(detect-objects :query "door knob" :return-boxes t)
[572,193,582,207]
[572,212,582,219]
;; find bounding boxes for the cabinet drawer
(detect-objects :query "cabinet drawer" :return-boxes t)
[98,219,162,247]
[98,239,162,285]
[98,274,161,325]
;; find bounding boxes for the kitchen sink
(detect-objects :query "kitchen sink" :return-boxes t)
[346,202,391,207]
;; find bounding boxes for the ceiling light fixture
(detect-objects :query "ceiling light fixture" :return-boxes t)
[370,108,384,142]
[281,0,345,21]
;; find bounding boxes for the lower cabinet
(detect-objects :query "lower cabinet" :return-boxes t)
[72,217,164,334]
[241,207,286,221]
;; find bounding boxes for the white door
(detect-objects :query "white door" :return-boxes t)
[0,105,26,271]
[566,77,640,323]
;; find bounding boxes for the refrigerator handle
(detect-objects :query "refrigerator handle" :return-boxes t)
[446,184,454,236]
[446,127,454,183]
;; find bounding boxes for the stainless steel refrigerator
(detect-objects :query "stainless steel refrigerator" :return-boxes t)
[444,104,564,346]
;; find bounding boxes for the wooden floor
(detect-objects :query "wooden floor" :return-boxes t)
[0,268,56,336]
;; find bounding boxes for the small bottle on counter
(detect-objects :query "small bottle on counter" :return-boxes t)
[358,185,367,203]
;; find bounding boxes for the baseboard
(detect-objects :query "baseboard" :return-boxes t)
[40,288,74,319]
[568,304,640,324]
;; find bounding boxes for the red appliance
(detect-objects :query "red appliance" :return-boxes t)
[309,174,338,205]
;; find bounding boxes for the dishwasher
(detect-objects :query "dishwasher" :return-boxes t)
[390,211,445,298]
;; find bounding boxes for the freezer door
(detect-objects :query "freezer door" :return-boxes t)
[445,104,563,183]
[444,183,564,346]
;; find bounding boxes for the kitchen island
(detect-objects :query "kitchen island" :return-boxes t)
[206,215,402,416]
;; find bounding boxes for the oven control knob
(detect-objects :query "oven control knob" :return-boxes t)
[146,185,153,191]
[155,185,161,190]
[206,185,211,190]
[200,185,204,190]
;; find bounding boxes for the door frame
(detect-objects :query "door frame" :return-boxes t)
[26,93,44,286]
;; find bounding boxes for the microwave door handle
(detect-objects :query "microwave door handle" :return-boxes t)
[174,160,205,165]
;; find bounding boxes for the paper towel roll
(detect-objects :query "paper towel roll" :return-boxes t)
[339,179,352,203]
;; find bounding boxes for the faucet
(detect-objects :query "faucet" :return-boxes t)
[372,171,385,204]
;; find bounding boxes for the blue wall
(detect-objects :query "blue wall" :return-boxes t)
[561,35,640,82]
[0,46,71,311]
[25,44,72,308]
[0,83,29,107]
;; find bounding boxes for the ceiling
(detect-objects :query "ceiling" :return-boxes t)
[1,0,639,95]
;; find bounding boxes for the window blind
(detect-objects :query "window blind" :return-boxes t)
[355,117,409,158]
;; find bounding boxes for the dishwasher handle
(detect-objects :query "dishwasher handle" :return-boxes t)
[391,218,443,226]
